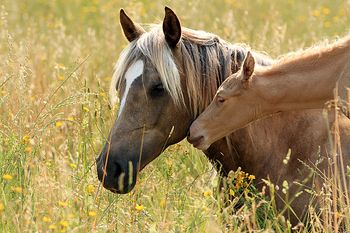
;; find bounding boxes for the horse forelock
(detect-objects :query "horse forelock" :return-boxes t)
[110,25,184,109]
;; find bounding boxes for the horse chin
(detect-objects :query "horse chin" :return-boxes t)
[114,181,136,194]
[102,175,137,194]
[196,143,210,151]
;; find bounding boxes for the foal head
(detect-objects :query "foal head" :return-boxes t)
[189,52,259,150]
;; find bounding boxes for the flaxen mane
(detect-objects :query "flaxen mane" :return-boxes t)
[110,25,272,116]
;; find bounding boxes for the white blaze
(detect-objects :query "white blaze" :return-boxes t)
[118,60,144,117]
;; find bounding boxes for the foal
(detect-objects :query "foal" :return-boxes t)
[189,36,350,150]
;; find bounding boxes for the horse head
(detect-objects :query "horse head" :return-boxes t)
[96,8,192,193]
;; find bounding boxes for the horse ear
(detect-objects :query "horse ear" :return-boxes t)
[163,7,181,48]
[242,51,255,81]
[120,9,145,42]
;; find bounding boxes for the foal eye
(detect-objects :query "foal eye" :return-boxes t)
[217,96,226,104]
[150,83,164,97]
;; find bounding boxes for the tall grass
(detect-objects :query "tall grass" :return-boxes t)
[0,0,350,232]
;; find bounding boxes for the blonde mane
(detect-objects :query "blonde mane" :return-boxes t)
[110,25,272,116]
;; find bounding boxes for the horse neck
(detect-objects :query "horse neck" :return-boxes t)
[253,37,350,113]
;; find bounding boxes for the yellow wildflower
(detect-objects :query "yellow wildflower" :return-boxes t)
[58,75,65,81]
[22,135,30,144]
[55,121,63,128]
[49,224,57,230]
[59,220,68,228]
[25,146,33,153]
[69,163,77,169]
[159,199,166,208]
[229,189,235,196]
[88,211,97,217]
[322,7,330,15]
[203,190,211,197]
[333,16,340,23]
[67,116,74,121]
[42,216,52,223]
[11,186,23,193]
[312,9,320,17]
[335,211,342,219]
[99,91,106,97]
[248,175,255,181]
[235,172,246,187]
[3,174,13,181]
[86,184,95,194]
[58,201,68,208]
[135,204,144,211]
[83,106,90,112]
[0,202,4,211]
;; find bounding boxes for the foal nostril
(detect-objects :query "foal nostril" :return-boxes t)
[188,135,204,147]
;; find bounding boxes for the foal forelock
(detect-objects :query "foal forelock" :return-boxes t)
[110,25,272,117]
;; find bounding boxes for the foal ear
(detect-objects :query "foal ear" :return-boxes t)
[120,9,145,42]
[242,51,255,81]
[163,7,181,48]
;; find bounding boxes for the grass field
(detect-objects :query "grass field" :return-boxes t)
[1,0,350,232]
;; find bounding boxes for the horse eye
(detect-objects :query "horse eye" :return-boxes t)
[150,83,164,97]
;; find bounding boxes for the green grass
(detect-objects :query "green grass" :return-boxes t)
[1,0,350,232]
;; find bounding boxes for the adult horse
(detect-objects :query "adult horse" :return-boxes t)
[96,7,350,225]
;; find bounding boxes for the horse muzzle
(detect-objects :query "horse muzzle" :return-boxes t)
[188,122,211,150]
[96,149,138,194]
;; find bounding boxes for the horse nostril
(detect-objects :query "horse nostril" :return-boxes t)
[113,162,122,178]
